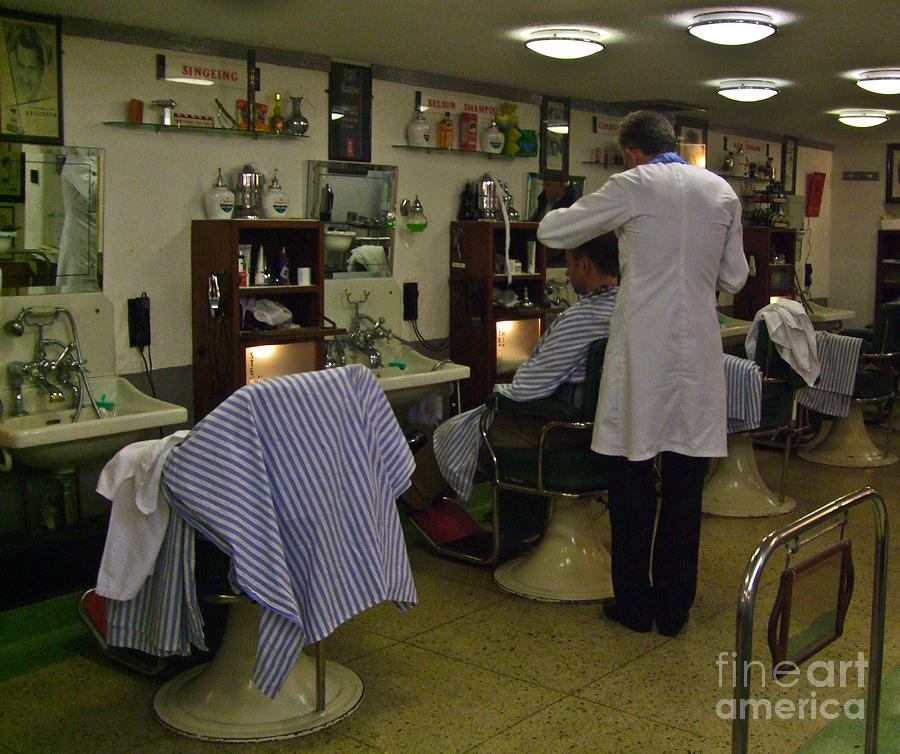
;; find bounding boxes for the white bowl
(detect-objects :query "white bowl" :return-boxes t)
[324,230,356,254]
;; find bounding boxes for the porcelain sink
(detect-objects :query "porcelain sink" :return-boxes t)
[0,376,187,470]
[719,313,753,340]
[344,342,469,408]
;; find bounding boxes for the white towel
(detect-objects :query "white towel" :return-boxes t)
[745,299,820,387]
[95,431,188,600]
[346,244,388,275]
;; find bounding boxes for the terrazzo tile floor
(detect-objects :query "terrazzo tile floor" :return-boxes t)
[1,433,898,753]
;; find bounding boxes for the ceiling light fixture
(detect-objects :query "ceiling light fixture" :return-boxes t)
[856,70,900,95]
[688,11,777,46]
[837,110,889,128]
[717,79,779,102]
[524,29,604,59]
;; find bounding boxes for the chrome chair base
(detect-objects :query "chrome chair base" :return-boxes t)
[702,434,796,517]
[493,495,613,602]
[153,596,363,742]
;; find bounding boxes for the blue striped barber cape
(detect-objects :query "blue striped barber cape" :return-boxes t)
[433,287,617,500]
[797,331,862,418]
[112,364,417,698]
[723,354,762,433]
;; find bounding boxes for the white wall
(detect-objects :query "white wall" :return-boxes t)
[830,142,899,327]
[13,33,855,380]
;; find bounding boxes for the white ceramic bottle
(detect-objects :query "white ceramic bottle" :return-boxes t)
[204,168,235,219]
[407,108,430,147]
[262,170,289,218]
[480,117,505,154]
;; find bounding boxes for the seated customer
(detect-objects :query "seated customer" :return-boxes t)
[403,232,619,519]
[529,176,577,222]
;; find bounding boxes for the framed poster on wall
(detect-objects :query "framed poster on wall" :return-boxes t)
[328,62,372,162]
[885,143,900,203]
[0,9,62,144]
[781,136,799,195]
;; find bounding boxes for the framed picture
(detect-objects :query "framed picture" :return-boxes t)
[328,62,372,162]
[0,9,62,144]
[539,95,570,180]
[781,136,799,195]
[885,144,900,203]
[674,116,708,168]
[0,149,23,202]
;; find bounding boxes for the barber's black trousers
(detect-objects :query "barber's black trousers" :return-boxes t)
[606,452,708,633]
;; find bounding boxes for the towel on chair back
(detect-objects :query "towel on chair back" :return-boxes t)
[154,364,415,697]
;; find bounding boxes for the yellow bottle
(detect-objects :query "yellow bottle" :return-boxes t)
[438,111,454,149]
[270,92,284,134]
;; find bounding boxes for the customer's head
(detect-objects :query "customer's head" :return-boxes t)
[565,232,619,294]
[617,111,676,159]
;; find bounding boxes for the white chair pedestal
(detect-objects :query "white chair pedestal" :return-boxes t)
[702,434,796,517]
[153,596,363,742]
[798,403,897,468]
[493,495,613,602]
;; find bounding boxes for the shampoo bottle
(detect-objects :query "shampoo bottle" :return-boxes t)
[277,247,290,284]
[253,247,267,286]
[438,111,454,149]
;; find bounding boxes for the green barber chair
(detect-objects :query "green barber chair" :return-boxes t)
[480,337,613,601]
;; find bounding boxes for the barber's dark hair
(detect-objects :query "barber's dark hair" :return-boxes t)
[572,232,619,279]
[617,110,676,156]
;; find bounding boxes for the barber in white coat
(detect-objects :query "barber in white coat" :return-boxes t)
[538,111,748,636]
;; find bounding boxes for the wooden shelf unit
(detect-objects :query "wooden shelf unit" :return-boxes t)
[876,230,900,316]
[732,226,798,321]
[449,221,560,410]
[190,219,335,420]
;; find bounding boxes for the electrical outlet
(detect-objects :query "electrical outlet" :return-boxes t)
[128,293,151,348]
[403,281,419,321]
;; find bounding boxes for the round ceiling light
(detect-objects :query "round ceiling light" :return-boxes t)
[524,29,605,59]
[856,70,900,95]
[688,11,777,46]
[837,110,889,127]
[717,80,779,102]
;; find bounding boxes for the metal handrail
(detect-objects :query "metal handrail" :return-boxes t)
[732,486,888,753]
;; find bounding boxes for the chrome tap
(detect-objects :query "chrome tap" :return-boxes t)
[7,361,28,416]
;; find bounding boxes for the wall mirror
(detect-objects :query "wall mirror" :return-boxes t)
[0,144,102,295]
[306,159,397,279]
[539,95,570,181]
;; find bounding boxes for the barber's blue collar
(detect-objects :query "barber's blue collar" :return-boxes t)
[649,151,687,164]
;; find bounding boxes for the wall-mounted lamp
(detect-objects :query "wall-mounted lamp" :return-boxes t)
[837,110,889,127]
[524,28,605,59]
[856,69,900,95]
[717,79,779,102]
[687,11,777,46]
[399,196,428,231]
[155,53,254,87]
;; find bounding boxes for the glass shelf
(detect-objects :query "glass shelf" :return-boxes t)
[392,144,533,159]
[103,121,309,139]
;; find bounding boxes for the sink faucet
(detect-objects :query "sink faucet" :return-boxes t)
[7,362,28,416]
[2,306,101,421]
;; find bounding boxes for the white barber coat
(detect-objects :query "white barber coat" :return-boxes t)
[538,161,749,460]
